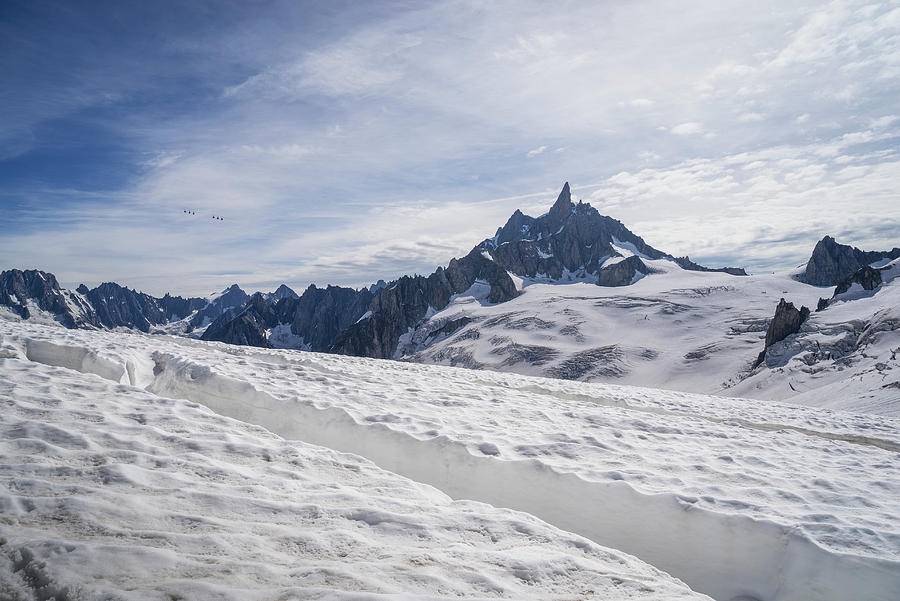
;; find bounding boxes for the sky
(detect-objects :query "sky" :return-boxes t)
[1,0,898,297]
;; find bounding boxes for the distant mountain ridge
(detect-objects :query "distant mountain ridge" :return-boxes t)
[7,182,891,371]
[0,183,764,359]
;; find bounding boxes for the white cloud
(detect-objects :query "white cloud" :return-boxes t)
[6,0,900,294]
[671,122,704,135]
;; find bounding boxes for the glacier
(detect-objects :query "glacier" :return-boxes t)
[2,318,898,600]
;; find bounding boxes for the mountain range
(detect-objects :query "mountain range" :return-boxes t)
[3,182,899,413]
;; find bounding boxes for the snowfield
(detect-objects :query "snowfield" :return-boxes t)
[0,358,708,601]
[2,318,899,601]
[403,259,900,416]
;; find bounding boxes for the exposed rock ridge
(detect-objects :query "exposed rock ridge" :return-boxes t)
[597,255,655,287]
[754,298,811,367]
[817,265,888,311]
[202,285,373,350]
[803,236,900,286]
[480,183,746,283]
[0,269,98,328]
[332,248,518,358]
[85,282,169,332]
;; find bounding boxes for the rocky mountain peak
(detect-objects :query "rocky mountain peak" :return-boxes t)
[479,182,744,286]
[1,268,99,328]
[271,284,299,300]
[803,236,900,286]
[546,181,573,228]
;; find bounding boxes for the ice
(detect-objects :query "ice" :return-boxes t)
[0,335,709,601]
[2,318,898,601]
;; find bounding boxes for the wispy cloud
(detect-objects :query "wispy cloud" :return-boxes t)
[1,0,898,295]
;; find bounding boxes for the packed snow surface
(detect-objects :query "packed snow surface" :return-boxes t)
[0,330,708,600]
[2,319,899,600]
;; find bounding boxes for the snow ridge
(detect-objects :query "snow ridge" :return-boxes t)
[4,321,898,601]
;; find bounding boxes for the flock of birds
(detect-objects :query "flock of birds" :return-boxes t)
[183,210,224,221]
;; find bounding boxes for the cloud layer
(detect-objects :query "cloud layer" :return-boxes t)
[1,0,898,295]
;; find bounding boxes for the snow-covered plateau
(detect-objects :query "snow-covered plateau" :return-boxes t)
[405,257,900,416]
[2,318,898,600]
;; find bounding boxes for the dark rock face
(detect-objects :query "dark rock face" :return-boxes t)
[269,284,299,301]
[481,183,746,282]
[596,256,653,287]
[755,298,811,367]
[817,264,886,312]
[833,265,883,296]
[158,293,207,321]
[765,298,811,348]
[280,284,373,351]
[333,248,518,358]
[428,316,473,341]
[201,285,373,351]
[2,269,205,331]
[84,282,169,332]
[803,236,900,286]
[0,269,98,328]
[481,183,664,280]
[202,292,277,347]
[672,256,747,276]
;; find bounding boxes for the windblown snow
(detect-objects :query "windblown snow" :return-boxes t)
[1,319,898,601]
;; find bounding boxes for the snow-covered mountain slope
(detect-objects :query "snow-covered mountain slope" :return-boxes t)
[0,354,709,601]
[402,257,900,415]
[3,319,898,601]
[731,258,900,414]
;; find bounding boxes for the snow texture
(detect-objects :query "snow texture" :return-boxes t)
[2,318,898,601]
[408,259,900,416]
[0,326,707,600]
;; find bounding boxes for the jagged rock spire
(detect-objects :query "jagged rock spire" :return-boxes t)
[546,182,573,229]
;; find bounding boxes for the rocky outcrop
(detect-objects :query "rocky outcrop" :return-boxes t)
[481,183,746,283]
[673,256,747,276]
[84,282,169,332]
[201,293,276,347]
[597,256,653,287]
[0,269,98,328]
[157,293,207,321]
[332,248,518,358]
[833,265,883,296]
[803,236,900,286]
[754,298,811,367]
[200,285,373,351]
[279,285,373,351]
[817,265,886,312]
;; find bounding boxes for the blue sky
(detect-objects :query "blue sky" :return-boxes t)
[1,0,898,296]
